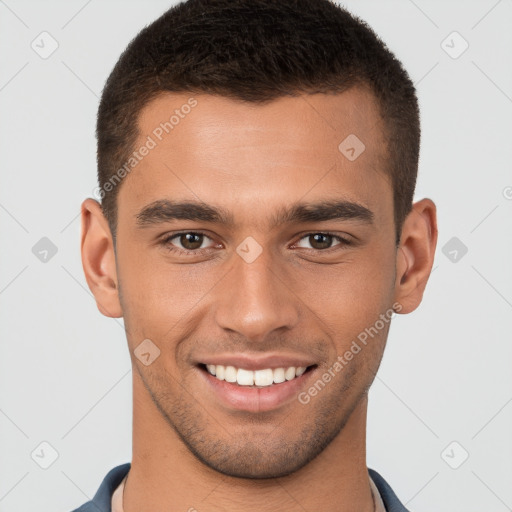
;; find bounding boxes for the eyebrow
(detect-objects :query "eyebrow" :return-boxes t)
[135,198,374,228]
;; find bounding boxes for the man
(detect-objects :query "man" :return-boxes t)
[74,0,437,510]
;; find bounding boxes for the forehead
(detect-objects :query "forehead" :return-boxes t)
[118,87,391,229]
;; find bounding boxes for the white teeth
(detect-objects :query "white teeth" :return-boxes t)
[254,369,273,386]
[295,366,306,376]
[272,367,286,383]
[237,368,254,386]
[205,364,310,386]
[224,365,237,383]
[285,367,296,380]
[215,365,225,380]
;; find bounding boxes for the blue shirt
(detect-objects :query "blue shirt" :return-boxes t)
[71,463,411,512]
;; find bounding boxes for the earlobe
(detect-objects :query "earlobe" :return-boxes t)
[394,198,438,314]
[80,198,123,318]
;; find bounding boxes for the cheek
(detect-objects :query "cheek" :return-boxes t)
[301,245,394,307]
[116,246,218,339]
[291,249,395,358]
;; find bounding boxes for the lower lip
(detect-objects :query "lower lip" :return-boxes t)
[197,365,316,412]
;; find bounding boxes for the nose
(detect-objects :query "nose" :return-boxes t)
[213,244,300,342]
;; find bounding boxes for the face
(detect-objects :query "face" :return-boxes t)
[82,87,435,479]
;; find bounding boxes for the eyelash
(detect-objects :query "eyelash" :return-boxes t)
[159,231,353,255]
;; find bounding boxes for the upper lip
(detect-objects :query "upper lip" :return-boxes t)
[196,353,317,371]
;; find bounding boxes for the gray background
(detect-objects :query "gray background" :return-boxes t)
[1,0,511,511]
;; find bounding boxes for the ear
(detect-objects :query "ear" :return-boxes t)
[394,198,438,314]
[80,198,123,318]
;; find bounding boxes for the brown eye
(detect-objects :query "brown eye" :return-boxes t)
[308,233,333,250]
[177,233,204,250]
[294,232,352,251]
[161,232,214,253]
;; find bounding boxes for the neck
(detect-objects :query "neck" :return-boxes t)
[123,372,374,512]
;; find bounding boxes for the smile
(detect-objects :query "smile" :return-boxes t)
[197,362,318,412]
[204,363,312,387]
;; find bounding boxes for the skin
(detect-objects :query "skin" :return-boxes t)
[81,86,437,512]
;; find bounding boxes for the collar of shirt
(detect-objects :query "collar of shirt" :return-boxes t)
[111,473,386,512]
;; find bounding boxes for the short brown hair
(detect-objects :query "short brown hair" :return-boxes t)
[96,0,420,246]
